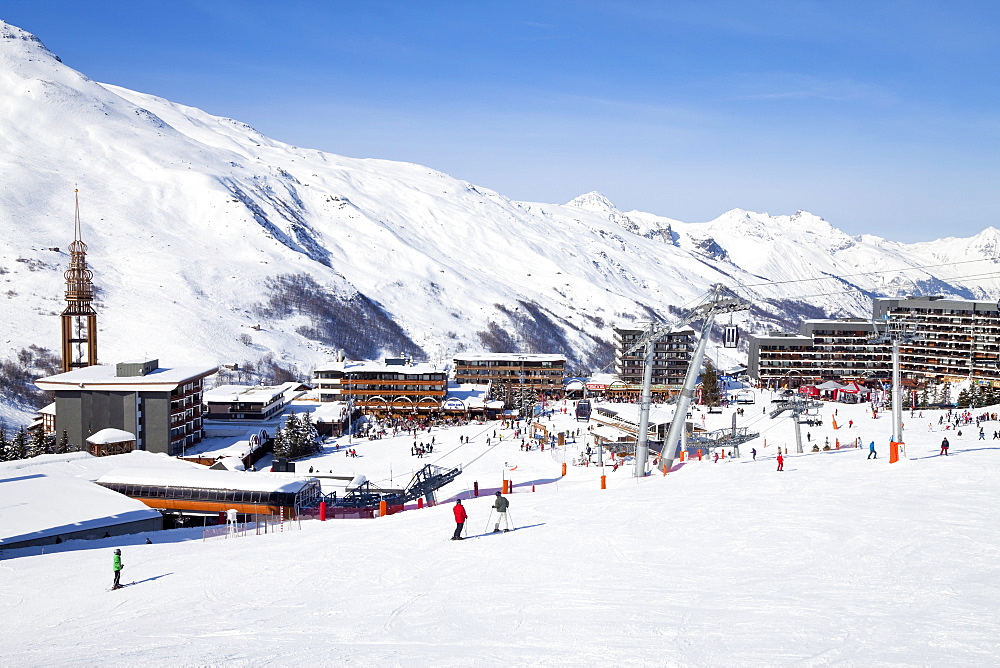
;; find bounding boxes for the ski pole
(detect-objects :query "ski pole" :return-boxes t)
[507,510,515,530]
[485,510,494,532]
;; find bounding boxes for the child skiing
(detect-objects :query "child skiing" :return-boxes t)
[112,549,124,589]
[776,452,784,471]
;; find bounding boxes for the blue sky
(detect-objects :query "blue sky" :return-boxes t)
[4,1,999,241]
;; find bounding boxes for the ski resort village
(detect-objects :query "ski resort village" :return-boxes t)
[2,14,1000,666]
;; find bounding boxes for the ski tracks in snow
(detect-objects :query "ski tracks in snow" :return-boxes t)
[0,563,24,608]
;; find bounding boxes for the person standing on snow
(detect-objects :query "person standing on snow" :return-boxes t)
[492,491,511,533]
[868,441,877,459]
[112,549,124,589]
[451,500,467,540]
[940,437,950,456]
[776,452,784,471]
[751,447,757,460]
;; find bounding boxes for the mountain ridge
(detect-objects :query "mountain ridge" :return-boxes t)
[1,18,998,428]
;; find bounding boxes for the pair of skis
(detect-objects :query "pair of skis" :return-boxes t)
[108,581,135,591]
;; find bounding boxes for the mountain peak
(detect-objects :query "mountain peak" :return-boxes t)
[0,20,58,60]
[566,191,618,213]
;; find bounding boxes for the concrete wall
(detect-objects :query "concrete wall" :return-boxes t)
[0,515,162,553]
[143,393,171,454]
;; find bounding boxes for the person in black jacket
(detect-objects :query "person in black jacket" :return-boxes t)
[492,491,510,533]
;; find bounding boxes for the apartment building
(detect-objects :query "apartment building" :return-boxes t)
[748,320,890,388]
[874,296,1000,383]
[452,353,566,395]
[312,358,448,415]
[35,359,217,455]
[613,325,695,387]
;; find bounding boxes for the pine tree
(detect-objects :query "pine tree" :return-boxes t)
[300,412,320,455]
[283,413,302,458]
[957,387,970,408]
[11,427,28,461]
[56,429,70,454]
[701,360,721,407]
[26,428,47,458]
[0,426,9,461]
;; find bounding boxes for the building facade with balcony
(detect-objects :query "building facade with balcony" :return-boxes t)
[750,297,1000,388]
[312,358,448,415]
[35,359,217,456]
[874,296,1000,383]
[748,320,890,388]
[613,325,695,388]
[452,353,567,397]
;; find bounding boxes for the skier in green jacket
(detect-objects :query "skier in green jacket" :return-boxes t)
[492,491,511,533]
[112,549,124,589]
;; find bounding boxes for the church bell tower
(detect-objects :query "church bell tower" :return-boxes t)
[60,190,98,372]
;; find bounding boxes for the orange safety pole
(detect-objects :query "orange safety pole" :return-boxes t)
[417,498,424,509]
[679,450,686,462]
[561,462,567,476]
[889,441,901,464]
[379,500,387,517]
[697,448,702,461]
[600,475,606,489]
[720,450,725,460]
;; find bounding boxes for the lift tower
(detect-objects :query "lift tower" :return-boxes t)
[868,317,921,454]
[623,284,750,477]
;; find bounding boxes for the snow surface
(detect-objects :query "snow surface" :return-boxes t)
[2,394,999,664]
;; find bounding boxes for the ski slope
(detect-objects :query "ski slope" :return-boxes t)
[2,394,998,665]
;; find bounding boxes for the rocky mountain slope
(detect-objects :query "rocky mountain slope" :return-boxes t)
[1,18,997,412]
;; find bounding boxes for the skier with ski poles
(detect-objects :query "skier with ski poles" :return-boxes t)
[112,549,124,589]
[492,491,511,533]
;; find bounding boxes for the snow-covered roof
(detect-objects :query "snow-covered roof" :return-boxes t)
[38,402,56,416]
[0,450,204,482]
[313,401,349,422]
[444,383,492,408]
[96,467,314,494]
[203,382,305,405]
[0,473,161,545]
[452,353,566,363]
[313,360,445,375]
[36,363,217,392]
[86,428,136,444]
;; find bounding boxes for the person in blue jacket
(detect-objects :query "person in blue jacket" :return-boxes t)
[867,441,877,459]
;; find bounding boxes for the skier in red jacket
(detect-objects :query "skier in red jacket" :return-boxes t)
[452,500,468,540]
[776,452,784,471]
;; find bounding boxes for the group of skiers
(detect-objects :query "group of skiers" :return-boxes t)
[451,491,510,540]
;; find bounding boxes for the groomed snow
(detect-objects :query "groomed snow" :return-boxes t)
[2,394,998,664]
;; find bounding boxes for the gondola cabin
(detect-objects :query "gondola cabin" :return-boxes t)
[96,467,322,517]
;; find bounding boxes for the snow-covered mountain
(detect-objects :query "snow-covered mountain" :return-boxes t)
[1,18,998,394]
